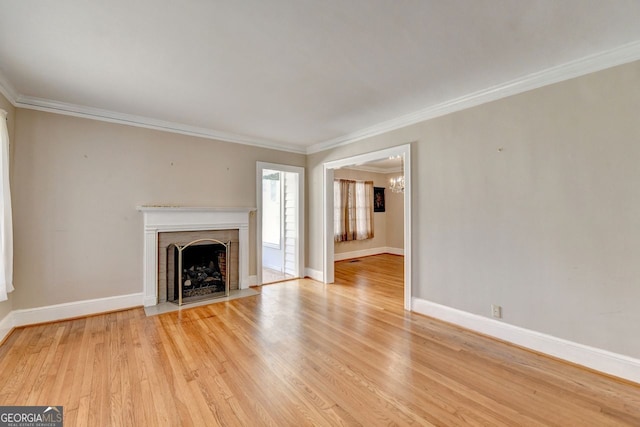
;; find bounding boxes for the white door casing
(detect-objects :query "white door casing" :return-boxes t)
[256,162,305,284]
[322,144,412,311]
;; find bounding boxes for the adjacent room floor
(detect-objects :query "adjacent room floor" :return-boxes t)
[0,254,638,425]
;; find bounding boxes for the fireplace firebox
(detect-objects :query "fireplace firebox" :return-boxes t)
[166,238,230,305]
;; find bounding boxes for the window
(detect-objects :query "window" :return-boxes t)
[334,179,374,242]
[262,170,281,248]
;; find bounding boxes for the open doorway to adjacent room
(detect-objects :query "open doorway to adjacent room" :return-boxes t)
[323,144,412,310]
[256,162,305,285]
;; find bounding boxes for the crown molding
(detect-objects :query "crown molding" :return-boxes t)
[3,40,640,156]
[343,165,402,174]
[0,69,18,105]
[307,40,640,154]
[13,95,307,154]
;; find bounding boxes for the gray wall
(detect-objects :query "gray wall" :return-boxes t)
[12,109,305,309]
[307,60,640,359]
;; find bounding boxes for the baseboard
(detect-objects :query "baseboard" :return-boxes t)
[239,277,253,290]
[412,297,640,385]
[305,268,323,282]
[0,311,14,344]
[384,247,404,256]
[11,293,144,327]
[248,275,258,287]
[334,246,404,261]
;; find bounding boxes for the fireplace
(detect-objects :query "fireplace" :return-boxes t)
[137,206,253,307]
[167,239,230,305]
[158,229,239,304]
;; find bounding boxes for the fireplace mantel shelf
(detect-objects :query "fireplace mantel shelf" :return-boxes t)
[137,206,255,213]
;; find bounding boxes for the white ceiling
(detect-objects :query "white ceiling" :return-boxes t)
[1,1,640,154]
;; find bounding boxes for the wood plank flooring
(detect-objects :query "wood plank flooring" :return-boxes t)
[0,254,638,426]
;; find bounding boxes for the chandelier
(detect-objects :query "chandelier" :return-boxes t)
[389,155,404,193]
[389,175,404,193]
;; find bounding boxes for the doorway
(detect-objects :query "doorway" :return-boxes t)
[256,162,305,285]
[322,144,412,310]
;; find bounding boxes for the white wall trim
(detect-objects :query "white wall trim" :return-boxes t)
[4,291,638,386]
[0,311,15,344]
[13,95,306,154]
[307,40,640,154]
[0,69,18,105]
[334,246,404,261]
[345,165,403,174]
[256,162,306,285]
[384,247,404,256]
[304,268,323,282]
[248,275,258,287]
[11,293,143,328]
[3,43,639,157]
[412,297,640,385]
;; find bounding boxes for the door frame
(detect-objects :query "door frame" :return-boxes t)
[256,162,305,285]
[322,144,412,310]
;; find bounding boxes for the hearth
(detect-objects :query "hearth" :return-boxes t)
[167,238,230,305]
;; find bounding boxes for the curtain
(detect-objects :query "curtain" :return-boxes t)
[334,179,374,242]
[355,180,373,240]
[0,109,13,301]
[334,179,352,242]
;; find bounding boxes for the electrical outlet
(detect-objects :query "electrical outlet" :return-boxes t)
[491,304,502,319]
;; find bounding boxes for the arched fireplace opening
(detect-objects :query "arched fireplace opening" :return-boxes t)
[167,238,230,305]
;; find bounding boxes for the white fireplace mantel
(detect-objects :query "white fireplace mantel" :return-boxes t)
[137,206,255,307]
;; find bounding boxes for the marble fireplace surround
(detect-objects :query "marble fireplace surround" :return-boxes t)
[137,206,254,307]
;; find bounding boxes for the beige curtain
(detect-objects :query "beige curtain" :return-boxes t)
[334,179,374,242]
[355,180,374,240]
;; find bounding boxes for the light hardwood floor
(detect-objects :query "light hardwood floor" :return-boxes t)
[0,254,638,426]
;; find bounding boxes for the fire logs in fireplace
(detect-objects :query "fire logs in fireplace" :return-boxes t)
[166,239,230,305]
